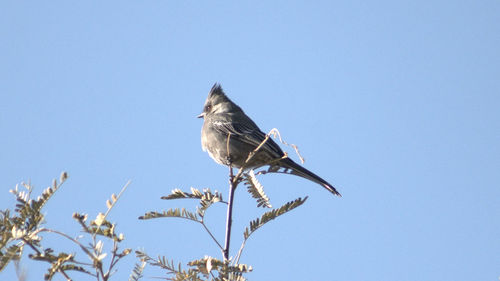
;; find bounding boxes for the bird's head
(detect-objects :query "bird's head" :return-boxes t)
[197,83,242,118]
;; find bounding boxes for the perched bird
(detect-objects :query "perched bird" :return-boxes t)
[198,83,340,196]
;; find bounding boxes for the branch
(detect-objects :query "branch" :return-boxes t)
[223,163,236,262]
[235,196,308,264]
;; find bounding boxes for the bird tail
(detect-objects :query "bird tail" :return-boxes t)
[277,158,341,196]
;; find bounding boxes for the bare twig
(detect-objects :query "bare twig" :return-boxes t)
[268,128,305,164]
[35,228,94,258]
[94,180,131,236]
[201,222,224,251]
[59,269,73,281]
[222,129,281,263]
[223,163,236,262]
[234,239,247,265]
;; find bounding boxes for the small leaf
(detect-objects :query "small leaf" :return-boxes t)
[244,170,272,208]
[0,245,22,271]
[139,208,200,222]
[95,253,107,261]
[191,187,203,197]
[244,197,308,240]
[121,248,132,256]
[59,171,68,183]
[44,253,74,280]
[161,188,225,203]
[95,240,103,253]
[187,256,224,274]
[128,261,146,281]
[94,213,105,226]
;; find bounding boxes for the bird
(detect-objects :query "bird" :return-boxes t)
[198,83,341,196]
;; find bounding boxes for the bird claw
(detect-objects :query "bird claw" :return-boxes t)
[225,156,233,166]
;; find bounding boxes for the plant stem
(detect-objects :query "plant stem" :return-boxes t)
[222,131,274,263]
[223,165,236,262]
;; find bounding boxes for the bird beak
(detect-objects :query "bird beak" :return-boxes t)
[197,112,205,118]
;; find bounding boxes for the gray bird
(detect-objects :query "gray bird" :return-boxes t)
[198,83,341,196]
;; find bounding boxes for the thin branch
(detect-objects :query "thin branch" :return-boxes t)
[223,164,236,262]
[22,236,74,281]
[221,128,295,266]
[94,180,131,236]
[200,221,224,251]
[226,132,232,161]
[36,228,94,258]
[104,241,118,280]
[234,239,247,265]
[97,264,106,281]
[59,269,73,281]
[234,196,308,265]
[162,194,228,205]
[268,128,305,164]
[20,238,41,255]
[222,129,281,263]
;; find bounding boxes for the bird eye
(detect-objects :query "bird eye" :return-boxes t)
[205,104,212,112]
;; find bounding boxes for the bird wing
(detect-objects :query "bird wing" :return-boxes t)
[211,120,284,158]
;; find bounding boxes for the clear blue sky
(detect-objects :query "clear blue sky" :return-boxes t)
[1,1,499,280]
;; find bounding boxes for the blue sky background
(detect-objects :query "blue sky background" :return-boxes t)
[1,1,499,280]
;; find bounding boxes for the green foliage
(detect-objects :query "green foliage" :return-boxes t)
[0,174,67,272]
[140,169,308,280]
[139,187,227,253]
[2,164,311,280]
[243,196,308,240]
[231,196,308,265]
[0,244,22,271]
[162,188,225,203]
[139,208,201,222]
[136,250,252,281]
[160,188,227,219]
[0,173,133,281]
[133,131,313,280]
[128,261,146,281]
[243,170,272,208]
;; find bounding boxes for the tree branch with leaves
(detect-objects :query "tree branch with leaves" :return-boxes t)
[0,173,134,281]
[138,130,309,281]
[1,131,318,281]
